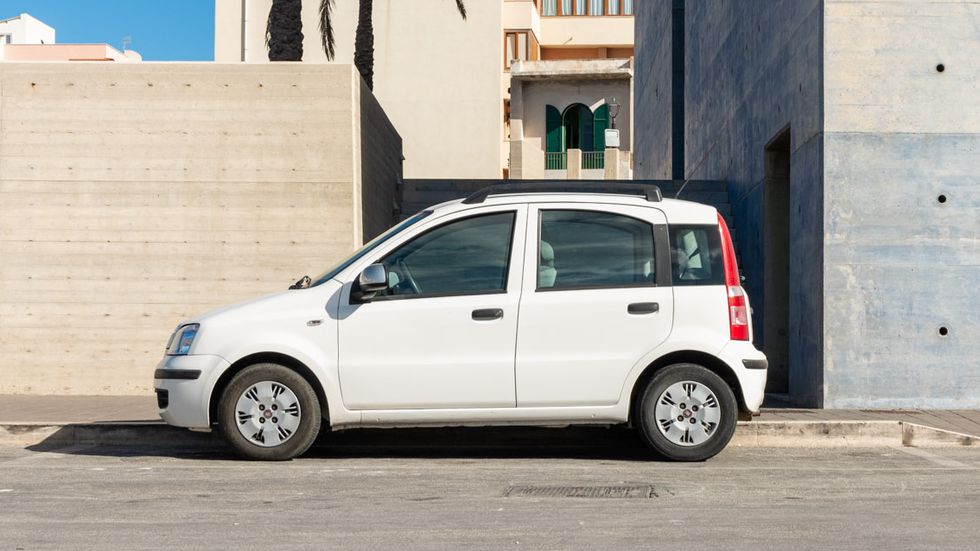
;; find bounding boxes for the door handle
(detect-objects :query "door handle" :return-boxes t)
[628,302,659,315]
[472,308,504,321]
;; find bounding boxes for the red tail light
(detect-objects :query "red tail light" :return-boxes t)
[718,213,749,341]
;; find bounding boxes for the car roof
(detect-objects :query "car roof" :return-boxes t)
[426,193,720,225]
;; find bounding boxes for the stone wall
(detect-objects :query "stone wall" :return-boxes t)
[0,63,400,395]
[822,0,980,407]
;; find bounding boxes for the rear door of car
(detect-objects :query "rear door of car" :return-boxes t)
[514,202,674,407]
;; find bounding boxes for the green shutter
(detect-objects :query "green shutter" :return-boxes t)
[580,107,594,152]
[593,104,609,151]
[546,105,563,152]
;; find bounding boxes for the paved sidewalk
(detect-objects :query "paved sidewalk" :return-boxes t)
[0,394,977,438]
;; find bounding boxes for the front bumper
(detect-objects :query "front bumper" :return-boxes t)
[717,341,768,413]
[154,354,230,429]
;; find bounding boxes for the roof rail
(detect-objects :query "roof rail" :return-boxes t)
[461,182,663,204]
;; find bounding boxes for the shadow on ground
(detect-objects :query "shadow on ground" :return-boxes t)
[26,424,657,461]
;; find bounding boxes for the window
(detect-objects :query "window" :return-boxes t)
[669,225,724,285]
[538,210,656,290]
[504,31,531,69]
[312,210,432,287]
[542,0,633,16]
[0,34,11,45]
[376,212,516,299]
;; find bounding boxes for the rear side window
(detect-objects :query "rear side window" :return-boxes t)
[538,210,656,290]
[669,225,724,285]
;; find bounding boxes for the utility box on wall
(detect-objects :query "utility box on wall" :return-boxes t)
[605,128,621,148]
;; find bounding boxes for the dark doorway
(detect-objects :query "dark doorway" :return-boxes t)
[763,128,791,394]
[562,103,594,151]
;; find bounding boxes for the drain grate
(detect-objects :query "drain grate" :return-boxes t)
[504,484,658,499]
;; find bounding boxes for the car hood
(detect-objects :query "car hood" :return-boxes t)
[184,279,341,328]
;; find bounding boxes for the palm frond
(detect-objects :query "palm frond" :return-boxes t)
[319,0,336,60]
[455,0,467,20]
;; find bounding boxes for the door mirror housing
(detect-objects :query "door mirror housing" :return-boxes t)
[353,263,388,302]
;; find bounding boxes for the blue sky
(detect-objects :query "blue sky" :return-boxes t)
[2,0,215,61]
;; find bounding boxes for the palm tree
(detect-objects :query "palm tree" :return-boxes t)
[323,0,467,90]
[267,0,304,61]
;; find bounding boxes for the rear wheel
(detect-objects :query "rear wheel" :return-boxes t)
[218,363,321,460]
[636,363,737,461]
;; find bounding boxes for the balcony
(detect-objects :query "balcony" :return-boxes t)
[534,148,630,180]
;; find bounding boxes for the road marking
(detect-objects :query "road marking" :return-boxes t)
[893,446,973,469]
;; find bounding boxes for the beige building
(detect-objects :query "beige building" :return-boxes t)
[214,0,634,179]
[0,62,401,395]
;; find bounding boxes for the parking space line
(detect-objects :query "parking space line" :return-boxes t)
[892,446,973,469]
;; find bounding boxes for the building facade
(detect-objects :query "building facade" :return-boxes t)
[214,0,635,180]
[635,0,980,408]
[0,13,142,62]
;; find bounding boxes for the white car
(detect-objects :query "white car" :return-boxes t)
[154,183,767,461]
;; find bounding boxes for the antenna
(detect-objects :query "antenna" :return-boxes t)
[122,35,132,50]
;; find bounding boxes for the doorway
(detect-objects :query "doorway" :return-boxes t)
[763,128,791,394]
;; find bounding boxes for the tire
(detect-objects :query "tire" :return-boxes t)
[636,363,738,462]
[218,363,321,461]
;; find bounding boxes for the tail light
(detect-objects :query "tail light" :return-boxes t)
[718,213,749,341]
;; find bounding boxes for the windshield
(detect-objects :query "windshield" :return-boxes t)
[310,210,433,287]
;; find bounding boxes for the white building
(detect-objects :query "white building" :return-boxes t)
[0,13,141,62]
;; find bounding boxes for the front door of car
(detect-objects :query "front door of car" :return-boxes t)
[515,203,674,407]
[337,206,527,410]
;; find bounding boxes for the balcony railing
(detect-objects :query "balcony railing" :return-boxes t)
[545,152,567,170]
[582,151,605,170]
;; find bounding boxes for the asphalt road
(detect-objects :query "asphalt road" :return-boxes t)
[1,435,979,550]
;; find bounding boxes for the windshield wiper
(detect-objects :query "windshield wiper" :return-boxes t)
[289,275,311,290]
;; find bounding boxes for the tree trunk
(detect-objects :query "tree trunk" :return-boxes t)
[354,0,375,90]
[267,0,304,61]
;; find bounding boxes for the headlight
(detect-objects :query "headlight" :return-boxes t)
[167,324,199,356]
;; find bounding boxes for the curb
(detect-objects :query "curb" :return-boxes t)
[1,420,977,450]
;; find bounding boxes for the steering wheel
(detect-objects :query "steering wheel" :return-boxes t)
[395,259,422,295]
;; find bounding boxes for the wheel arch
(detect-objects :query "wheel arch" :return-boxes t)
[208,352,330,427]
[627,350,747,425]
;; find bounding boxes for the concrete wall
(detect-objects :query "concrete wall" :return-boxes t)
[215,0,503,180]
[356,74,402,241]
[632,0,672,179]
[822,0,980,407]
[0,62,400,395]
[634,0,826,405]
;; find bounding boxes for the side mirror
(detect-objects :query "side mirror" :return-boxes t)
[353,263,388,302]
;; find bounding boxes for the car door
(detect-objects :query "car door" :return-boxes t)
[515,203,674,406]
[337,205,527,410]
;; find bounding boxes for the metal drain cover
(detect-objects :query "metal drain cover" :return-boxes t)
[504,485,657,499]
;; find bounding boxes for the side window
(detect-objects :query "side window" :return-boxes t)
[375,212,516,299]
[669,225,724,285]
[538,210,656,290]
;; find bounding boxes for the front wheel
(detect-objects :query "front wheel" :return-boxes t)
[218,363,321,460]
[636,363,738,461]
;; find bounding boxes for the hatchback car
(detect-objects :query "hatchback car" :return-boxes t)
[154,183,767,461]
